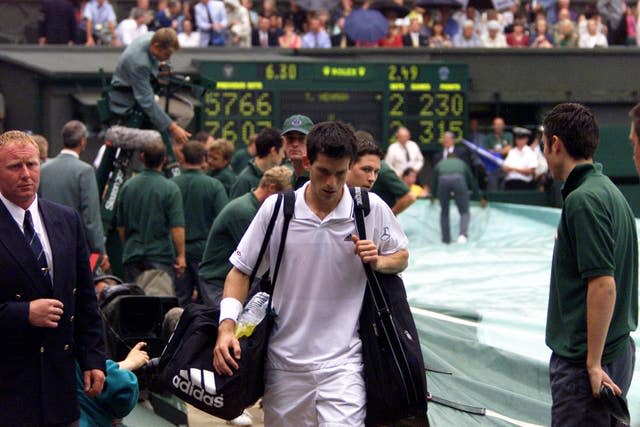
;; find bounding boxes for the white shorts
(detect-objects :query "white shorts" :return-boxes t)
[262,363,366,427]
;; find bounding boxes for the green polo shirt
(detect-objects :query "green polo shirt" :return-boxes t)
[546,163,638,364]
[231,148,252,173]
[229,160,263,200]
[283,159,309,189]
[370,160,410,209]
[431,158,481,199]
[115,169,185,265]
[209,166,237,197]
[199,192,260,288]
[171,169,228,263]
[483,132,513,151]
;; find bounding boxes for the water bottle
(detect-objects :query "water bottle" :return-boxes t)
[234,292,270,339]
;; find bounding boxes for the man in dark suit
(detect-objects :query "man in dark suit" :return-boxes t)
[251,15,278,47]
[331,17,355,47]
[433,131,479,170]
[402,18,429,47]
[0,130,106,426]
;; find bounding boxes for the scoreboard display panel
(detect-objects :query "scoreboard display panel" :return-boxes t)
[199,61,468,151]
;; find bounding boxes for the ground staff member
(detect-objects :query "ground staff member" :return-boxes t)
[543,103,637,426]
[214,121,409,425]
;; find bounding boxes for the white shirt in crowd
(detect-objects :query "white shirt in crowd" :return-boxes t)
[178,31,201,47]
[385,140,424,177]
[503,145,538,182]
[116,18,148,46]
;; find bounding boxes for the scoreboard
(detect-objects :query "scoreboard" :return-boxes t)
[199,61,468,151]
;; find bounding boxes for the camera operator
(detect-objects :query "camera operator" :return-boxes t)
[110,28,192,145]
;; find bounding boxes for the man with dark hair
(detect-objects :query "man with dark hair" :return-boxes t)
[110,28,191,145]
[40,120,108,269]
[347,138,383,189]
[0,130,106,426]
[543,102,637,426]
[214,121,409,425]
[357,131,416,215]
[171,140,228,306]
[229,127,285,199]
[115,138,186,286]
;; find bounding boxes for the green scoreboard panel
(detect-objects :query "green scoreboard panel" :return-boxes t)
[199,61,468,151]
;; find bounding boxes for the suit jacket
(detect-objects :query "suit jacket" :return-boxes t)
[39,152,106,254]
[0,198,105,426]
[402,33,429,47]
[251,29,278,47]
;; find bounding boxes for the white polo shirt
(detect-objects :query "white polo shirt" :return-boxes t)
[230,182,408,371]
[503,145,538,183]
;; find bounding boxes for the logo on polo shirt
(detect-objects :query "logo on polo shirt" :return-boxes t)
[236,250,242,257]
[381,226,390,241]
[344,233,353,242]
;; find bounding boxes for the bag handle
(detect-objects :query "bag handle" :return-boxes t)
[351,187,391,316]
[247,193,283,287]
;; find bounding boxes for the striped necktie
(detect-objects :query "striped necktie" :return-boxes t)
[24,210,52,286]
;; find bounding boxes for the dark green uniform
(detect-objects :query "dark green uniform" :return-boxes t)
[209,166,237,197]
[431,157,480,199]
[546,163,638,364]
[229,160,263,200]
[115,169,185,265]
[231,148,252,173]
[171,170,228,263]
[483,132,513,151]
[370,160,410,209]
[199,192,260,306]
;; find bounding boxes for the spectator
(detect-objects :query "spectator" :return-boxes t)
[229,128,285,199]
[484,117,513,190]
[282,0,307,34]
[83,0,117,46]
[76,343,147,427]
[453,19,482,46]
[507,20,529,46]
[39,120,109,267]
[231,133,257,172]
[429,20,453,47]
[402,167,429,198]
[38,0,76,45]
[177,18,200,46]
[625,2,636,45]
[347,139,383,189]
[207,138,238,196]
[554,18,578,46]
[482,19,507,47]
[468,117,485,147]
[331,17,355,47]
[579,16,609,47]
[194,0,228,47]
[598,0,625,44]
[269,13,284,39]
[301,15,331,48]
[279,19,301,47]
[116,7,149,46]
[403,17,430,47]
[171,140,228,306]
[251,15,279,46]
[530,15,554,47]
[438,6,460,39]
[225,0,251,47]
[433,130,477,170]
[155,0,181,30]
[385,126,424,177]
[379,23,404,47]
[242,0,259,27]
[115,138,186,286]
[502,127,538,190]
[32,134,49,163]
[261,0,277,17]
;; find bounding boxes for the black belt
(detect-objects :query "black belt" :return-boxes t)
[111,86,133,94]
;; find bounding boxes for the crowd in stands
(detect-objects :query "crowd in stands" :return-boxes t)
[38,0,639,48]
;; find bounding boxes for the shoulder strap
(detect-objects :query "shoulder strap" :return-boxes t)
[351,187,390,314]
[271,189,295,287]
[248,193,283,287]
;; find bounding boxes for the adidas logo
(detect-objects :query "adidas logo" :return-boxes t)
[172,368,225,408]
